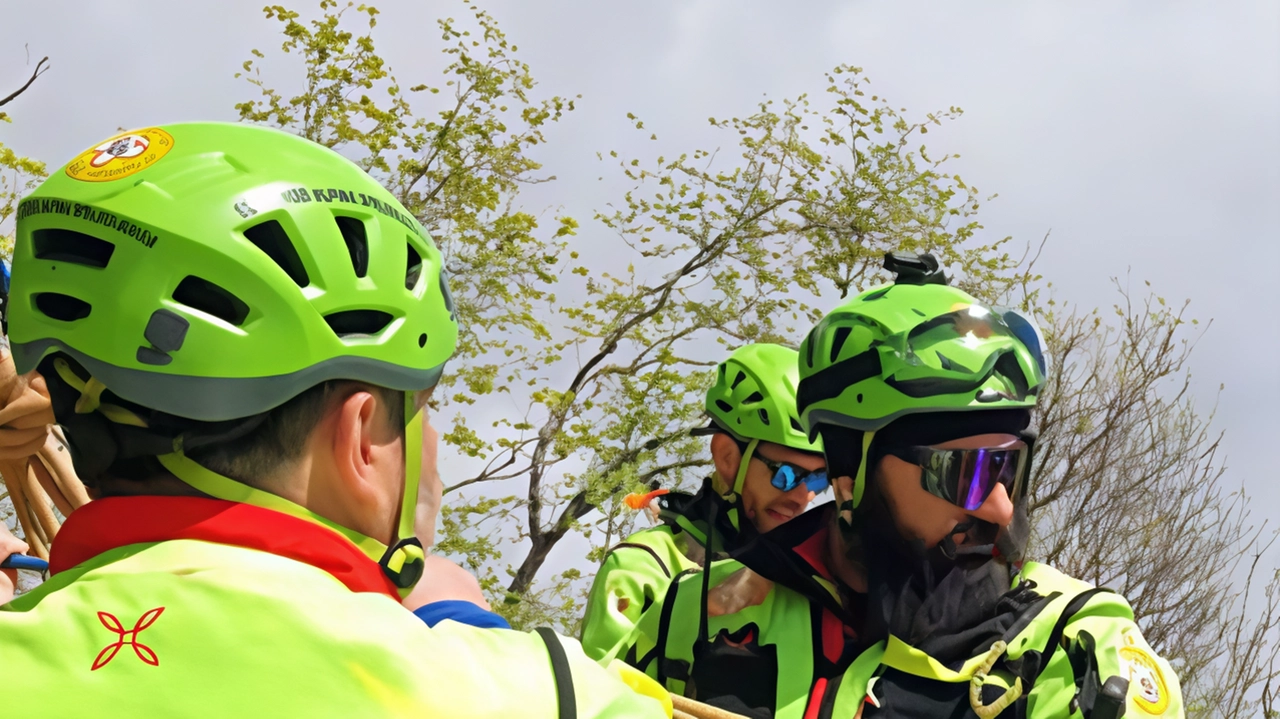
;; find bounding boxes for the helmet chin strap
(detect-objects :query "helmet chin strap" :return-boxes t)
[156,392,428,598]
[851,430,875,509]
[730,438,760,498]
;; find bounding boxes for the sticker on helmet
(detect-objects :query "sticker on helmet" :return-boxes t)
[233,200,258,218]
[65,128,175,183]
[1120,634,1170,714]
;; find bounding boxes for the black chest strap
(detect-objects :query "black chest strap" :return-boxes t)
[535,627,578,719]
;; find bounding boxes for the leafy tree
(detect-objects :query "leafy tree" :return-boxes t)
[237,7,1279,711]
[235,1,1019,633]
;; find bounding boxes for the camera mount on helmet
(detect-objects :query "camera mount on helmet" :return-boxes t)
[883,251,949,286]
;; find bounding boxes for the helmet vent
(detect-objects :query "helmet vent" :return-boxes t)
[334,215,369,278]
[324,309,393,338]
[863,287,891,301]
[790,416,803,432]
[173,276,250,326]
[405,242,423,291]
[35,292,92,321]
[935,352,953,371]
[757,408,770,425]
[829,326,852,363]
[730,371,747,390]
[743,391,764,405]
[714,399,733,413]
[33,229,115,268]
[244,220,310,287]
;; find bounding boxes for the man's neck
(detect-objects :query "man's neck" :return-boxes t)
[825,519,867,594]
[95,473,207,499]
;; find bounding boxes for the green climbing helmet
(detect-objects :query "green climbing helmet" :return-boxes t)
[796,252,1047,508]
[699,343,822,503]
[10,122,456,419]
[9,122,459,593]
[704,343,823,453]
[797,254,1046,436]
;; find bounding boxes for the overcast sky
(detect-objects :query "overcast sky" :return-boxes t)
[3,1,1277,580]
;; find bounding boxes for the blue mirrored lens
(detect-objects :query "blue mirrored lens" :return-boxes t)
[770,465,830,494]
[770,465,799,491]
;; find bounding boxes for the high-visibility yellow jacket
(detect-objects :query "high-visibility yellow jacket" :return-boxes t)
[1,495,669,718]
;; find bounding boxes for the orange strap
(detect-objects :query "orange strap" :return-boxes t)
[623,488,670,510]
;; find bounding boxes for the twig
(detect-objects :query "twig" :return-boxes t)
[0,57,50,108]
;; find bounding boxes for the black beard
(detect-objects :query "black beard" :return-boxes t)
[853,492,1031,665]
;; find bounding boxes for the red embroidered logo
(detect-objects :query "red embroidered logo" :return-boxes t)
[92,607,165,670]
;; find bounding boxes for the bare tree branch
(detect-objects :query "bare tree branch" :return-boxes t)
[0,56,49,109]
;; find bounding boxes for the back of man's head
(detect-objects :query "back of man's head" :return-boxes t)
[10,122,458,590]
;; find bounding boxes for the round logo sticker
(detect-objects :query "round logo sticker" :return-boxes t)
[65,128,175,183]
[1120,635,1170,715]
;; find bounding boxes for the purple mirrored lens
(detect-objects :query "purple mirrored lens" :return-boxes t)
[955,449,1019,511]
[958,449,988,510]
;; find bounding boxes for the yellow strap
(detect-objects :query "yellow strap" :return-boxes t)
[74,376,107,414]
[606,660,674,718]
[881,634,996,683]
[880,636,1024,717]
[52,358,149,428]
[970,640,1023,718]
[156,450,389,563]
[399,402,423,541]
[812,575,841,606]
[852,430,875,508]
[731,439,760,497]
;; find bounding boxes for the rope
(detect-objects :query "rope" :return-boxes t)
[670,694,751,719]
[0,350,91,559]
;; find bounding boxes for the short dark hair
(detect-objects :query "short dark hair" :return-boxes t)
[94,381,404,496]
[186,381,405,486]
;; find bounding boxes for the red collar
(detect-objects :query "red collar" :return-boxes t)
[50,496,400,600]
[792,521,835,583]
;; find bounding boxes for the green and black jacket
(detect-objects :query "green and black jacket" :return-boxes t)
[580,481,742,663]
[625,500,1183,719]
[624,503,870,718]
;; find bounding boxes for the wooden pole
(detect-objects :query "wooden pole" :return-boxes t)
[670,694,752,719]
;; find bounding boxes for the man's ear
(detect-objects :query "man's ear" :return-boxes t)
[329,390,382,502]
[709,432,743,495]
